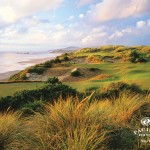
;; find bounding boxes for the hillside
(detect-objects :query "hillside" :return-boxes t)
[8,45,150,90]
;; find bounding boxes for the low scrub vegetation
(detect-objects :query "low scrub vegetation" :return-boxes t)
[87,82,149,101]
[9,56,63,80]
[130,50,147,63]
[71,70,81,77]
[0,78,78,113]
[89,68,99,72]
[9,45,150,82]
[9,69,29,81]
[28,65,46,74]
[43,60,52,68]
[0,86,149,149]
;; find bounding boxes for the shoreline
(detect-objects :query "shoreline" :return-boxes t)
[0,70,21,81]
[0,53,62,82]
[18,56,57,65]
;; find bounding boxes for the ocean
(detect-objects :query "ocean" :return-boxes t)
[0,51,61,74]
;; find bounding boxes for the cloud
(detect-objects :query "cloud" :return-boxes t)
[136,20,146,28]
[0,7,150,51]
[80,18,150,46]
[136,20,150,28]
[0,0,64,23]
[89,0,150,22]
[79,14,84,19]
[107,21,150,45]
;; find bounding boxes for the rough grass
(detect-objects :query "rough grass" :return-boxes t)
[0,91,149,149]
[22,98,106,150]
[3,46,149,97]
[0,112,22,150]
[0,61,149,97]
[86,55,102,63]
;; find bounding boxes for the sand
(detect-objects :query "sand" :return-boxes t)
[0,70,20,81]
[18,57,57,65]
[0,55,62,82]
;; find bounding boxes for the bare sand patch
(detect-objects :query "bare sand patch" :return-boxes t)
[27,67,101,82]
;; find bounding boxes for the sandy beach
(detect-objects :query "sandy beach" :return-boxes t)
[0,70,20,81]
[0,55,61,81]
[18,57,57,65]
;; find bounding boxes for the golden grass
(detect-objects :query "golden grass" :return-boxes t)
[90,74,113,80]
[86,55,101,64]
[0,112,22,150]
[0,91,149,149]
[23,95,107,150]
[107,91,149,124]
[20,91,149,149]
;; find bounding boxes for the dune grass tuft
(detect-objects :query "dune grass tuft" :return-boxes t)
[0,112,22,150]
[0,90,149,149]
[23,96,107,150]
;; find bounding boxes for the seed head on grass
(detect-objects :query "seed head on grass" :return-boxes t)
[0,112,22,150]
[23,96,107,150]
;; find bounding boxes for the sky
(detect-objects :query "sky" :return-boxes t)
[0,0,150,51]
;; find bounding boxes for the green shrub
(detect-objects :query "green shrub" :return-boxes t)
[89,68,99,72]
[63,53,69,61]
[130,50,139,58]
[71,70,81,77]
[130,57,136,63]
[93,82,148,101]
[9,69,28,81]
[9,74,20,81]
[0,83,78,112]
[129,50,147,63]
[21,100,44,115]
[28,66,46,74]
[107,127,137,150]
[45,77,61,85]
[136,57,147,63]
[130,50,139,63]
[9,73,27,81]
[43,61,52,68]
[85,86,99,95]
[54,56,61,63]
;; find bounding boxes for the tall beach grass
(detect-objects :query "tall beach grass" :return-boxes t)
[0,90,149,149]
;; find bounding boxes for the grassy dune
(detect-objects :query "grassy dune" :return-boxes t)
[0,91,150,150]
[0,45,150,96]
[0,62,149,96]
[68,62,150,91]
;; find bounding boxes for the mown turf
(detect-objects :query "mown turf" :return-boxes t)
[0,45,150,97]
[0,61,149,96]
[67,62,150,91]
[0,82,44,97]
[0,62,149,96]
